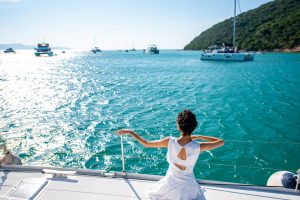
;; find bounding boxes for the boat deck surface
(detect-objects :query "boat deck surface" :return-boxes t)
[0,165,299,200]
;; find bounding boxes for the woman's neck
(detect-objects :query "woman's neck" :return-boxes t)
[177,134,192,146]
[179,134,192,140]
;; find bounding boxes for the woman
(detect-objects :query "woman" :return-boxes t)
[116,109,224,200]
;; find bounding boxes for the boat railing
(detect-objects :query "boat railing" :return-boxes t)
[119,136,299,174]
[118,136,300,192]
[1,134,299,184]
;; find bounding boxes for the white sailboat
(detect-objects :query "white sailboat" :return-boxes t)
[90,35,102,53]
[201,0,255,61]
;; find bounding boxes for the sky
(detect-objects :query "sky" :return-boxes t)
[0,0,273,50]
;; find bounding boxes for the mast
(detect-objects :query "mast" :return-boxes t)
[233,0,236,48]
[94,34,96,47]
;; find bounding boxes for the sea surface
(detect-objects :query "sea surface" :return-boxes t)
[0,50,299,186]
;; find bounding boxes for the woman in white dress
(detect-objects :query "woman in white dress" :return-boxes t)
[116,109,224,200]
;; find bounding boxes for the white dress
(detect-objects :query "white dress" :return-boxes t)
[147,136,206,200]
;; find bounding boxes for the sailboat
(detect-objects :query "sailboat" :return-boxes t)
[201,0,255,61]
[129,41,137,51]
[90,35,102,53]
[91,47,101,53]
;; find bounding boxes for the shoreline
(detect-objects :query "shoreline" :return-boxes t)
[183,49,300,53]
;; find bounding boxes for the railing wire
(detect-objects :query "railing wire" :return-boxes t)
[1,134,299,173]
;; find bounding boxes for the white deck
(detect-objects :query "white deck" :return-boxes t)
[0,165,299,200]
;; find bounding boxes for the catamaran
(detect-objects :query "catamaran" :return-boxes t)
[34,43,54,57]
[0,165,299,200]
[0,136,299,199]
[201,0,255,61]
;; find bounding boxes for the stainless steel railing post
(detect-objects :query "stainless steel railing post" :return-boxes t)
[296,169,300,191]
[121,135,125,173]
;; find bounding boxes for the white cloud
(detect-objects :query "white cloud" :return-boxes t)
[0,0,21,3]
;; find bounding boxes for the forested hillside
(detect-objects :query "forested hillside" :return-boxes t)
[184,0,300,51]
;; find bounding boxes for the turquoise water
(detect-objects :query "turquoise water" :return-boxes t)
[0,50,299,186]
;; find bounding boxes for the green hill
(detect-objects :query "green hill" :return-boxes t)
[184,0,300,51]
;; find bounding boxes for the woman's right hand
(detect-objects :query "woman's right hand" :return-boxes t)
[116,129,134,136]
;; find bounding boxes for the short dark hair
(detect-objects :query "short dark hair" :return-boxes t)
[177,109,198,136]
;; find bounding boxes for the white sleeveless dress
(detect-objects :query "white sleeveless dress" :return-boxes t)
[147,136,206,200]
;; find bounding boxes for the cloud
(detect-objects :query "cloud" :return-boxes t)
[0,0,21,6]
[0,0,21,3]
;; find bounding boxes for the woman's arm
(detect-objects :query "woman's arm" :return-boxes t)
[200,140,224,152]
[116,129,169,148]
[192,135,224,152]
[192,135,221,142]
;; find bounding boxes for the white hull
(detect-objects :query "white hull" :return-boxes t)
[201,52,255,61]
[35,52,54,57]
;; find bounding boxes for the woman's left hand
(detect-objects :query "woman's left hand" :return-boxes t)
[115,129,133,136]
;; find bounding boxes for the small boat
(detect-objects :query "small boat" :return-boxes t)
[90,35,102,53]
[147,44,159,54]
[201,0,254,61]
[91,47,101,53]
[3,48,16,54]
[130,42,137,51]
[34,43,54,57]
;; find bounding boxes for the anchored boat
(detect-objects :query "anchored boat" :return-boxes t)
[3,48,16,54]
[147,44,159,54]
[201,43,255,61]
[201,0,254,61]
[90,35,102,53]
[90,47,101,53]
[34,43,54,57]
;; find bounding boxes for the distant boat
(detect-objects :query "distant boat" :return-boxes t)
[34,43,54,57]
[130,42,137,51]
[147,44,159,54]
[3,48,16,54]
[201,43,254,61]
[90,35,102,53]
[201,0,254,61]
[91,47,101,53]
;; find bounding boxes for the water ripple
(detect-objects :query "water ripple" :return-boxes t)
[0,51,299,186]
